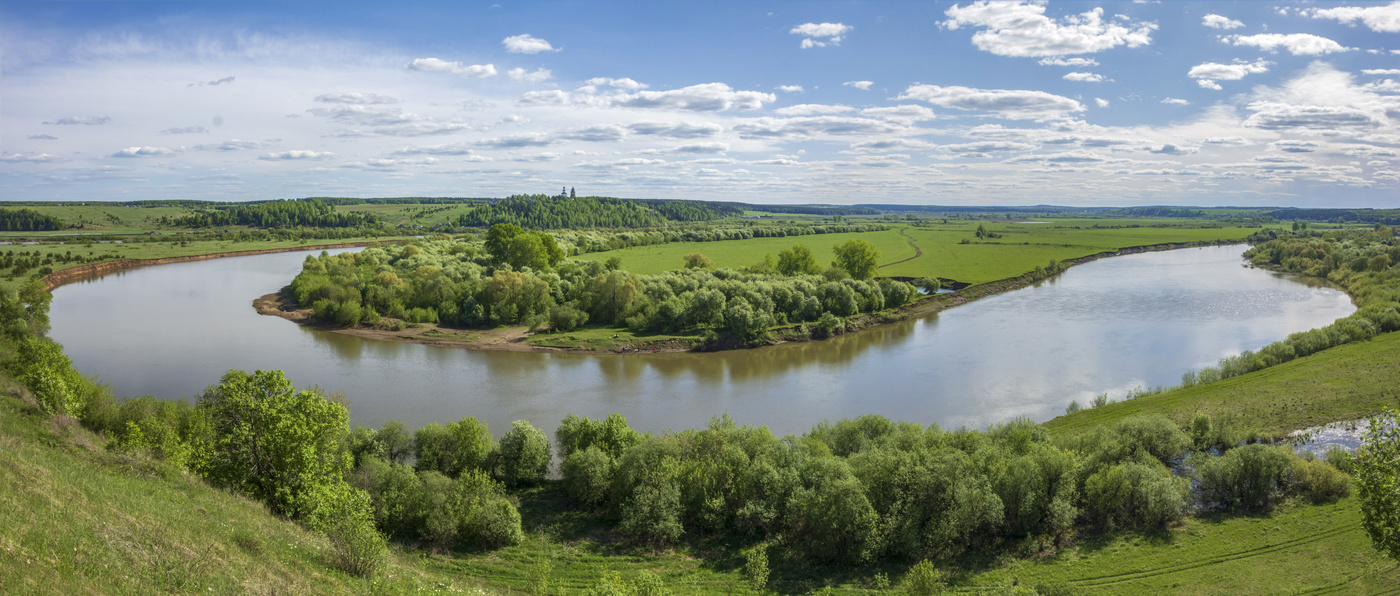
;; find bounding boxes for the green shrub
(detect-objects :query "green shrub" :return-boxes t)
[562,445,614,506]
[900,560,946,596]
[743,544,769,591]
[304,482,388,579]
[498,419,551,486]
[1083,462,1188,529]
[413,417,493,477]
[1195,444,1294,512]
[1324,445,1355,475]
[1290,457,1351,502]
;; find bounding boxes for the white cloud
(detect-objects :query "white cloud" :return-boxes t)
[259,150,334,160]
[897,84,1084,120]
[1188,59,1271,81]
[733,116,902,139]
[406,58,497,78]
[502,34,555,54]
[1272,140,1319,153]
[860,105,937,124]
[1242,62,1400,131]
[1063,72,1107,82]
[1227,34,1350,56]
[1161,98,1191,105]
[585,77,647,90]
[1363,69,1400,75]
[477,133,554,149]
[161,126,209,134]
[778,85,805,93]
[1197,79,1224,90]
[44,116,110,125]
[790,22,852,48]
[1094,98,1110,108]
[669,142,730,154]
[507,67,552,83]
[941,1,1156,57]
[558,125,628,142]
[193,139,271,151]
[188,76,235,87]
[1,153,63,163]
[1202,14,1244,30]
[610,83,775,111]
[844,80,874,90]
[626,122,723,138]
[517,90,571,106]
[1150,143,1198,155]
[1308,3,1400,33]
[942,141,1037,155]
[849,138,937,152]
[775,103,854,116]
[111,146,174,157]
[390,143,480,156]
[315,92,400,105]
[27,135,58,140]
[1038,57,1099,67]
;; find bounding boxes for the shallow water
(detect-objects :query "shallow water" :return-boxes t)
[50,244,1355,438]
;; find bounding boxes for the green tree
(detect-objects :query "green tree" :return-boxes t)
[499,419,552,486]
[1357,409,1400,560]
[683,252,714,269]
[199,369,350,518]
[832,239,880,280]
[777,244,821,276]
[484,223,526,264]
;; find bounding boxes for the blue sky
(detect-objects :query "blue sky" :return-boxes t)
[2,1,1399,207]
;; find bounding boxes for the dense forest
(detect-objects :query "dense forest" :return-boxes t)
[1264,208,1400,225]
[0,207,63,231]
[287,229,925,342]
[163,199,382,229]
[455,195,670,229]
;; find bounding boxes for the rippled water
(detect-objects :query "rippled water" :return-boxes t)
[49,244,1355,438]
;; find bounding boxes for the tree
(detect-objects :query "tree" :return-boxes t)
[1357,409,1400,560]
[777,244,821,276]
[199,369,350,518]
[498,419,552,486]
[683,253,714,269]
[832,239,880,280]
[484,223,526,264]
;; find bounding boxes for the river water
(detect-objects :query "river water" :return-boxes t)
[49,244,1355,438]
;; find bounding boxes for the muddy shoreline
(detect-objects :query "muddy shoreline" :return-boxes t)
[253,239,1245,355]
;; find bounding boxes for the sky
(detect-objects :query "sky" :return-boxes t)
[2,1,1399,207]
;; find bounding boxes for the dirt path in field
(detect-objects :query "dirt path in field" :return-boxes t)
[878,227,923,269]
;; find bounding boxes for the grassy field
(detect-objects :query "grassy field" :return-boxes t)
[579,220,1276,283]
[1043,330,1400,438]
[0,204,197,236]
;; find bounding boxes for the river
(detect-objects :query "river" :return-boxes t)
[49,244,1355,438]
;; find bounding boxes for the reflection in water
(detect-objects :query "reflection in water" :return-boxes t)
[49,245,1355,440]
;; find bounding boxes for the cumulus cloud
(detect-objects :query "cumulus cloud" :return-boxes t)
[260,150,334,160]
[1188,59,1271,90]
[1161,98,1191,105]
[1272,140,1319,153]
[775,104,854,116]
[111,146,174,157]
[27,135,58,140]
[940,141,1036,155]
[507,67,552,83]
[1063,72,1107,82]
[1038,57,1099,66]
[1308,2,1400,33]
[502,34,555,54]
[778,85,805,93]
[668,142,730,154]
[733,116,902,139]
[477,133,554,149]
[941,1,1156,57]
[849,138,937,152]
[188,76,235,87]
[1227,34,1349,56]
[161,126,209,134]
[558,125,628,142]
[1363,69,1400,75]
[1,153,62,163]
[791,22,852,48]
[193,139,271,151]
[1150,143,1198,155]
[1202,14,1244,29]
[626,121,723,138]
[1242,63,1399,131]
[517,90,571,106]
[390,143,480,156]
[44,116,110,125]
[610,83,775,111]
[860,105,937,124]
[896,84,1084,120]
[406,58,497,78]
[844,80,874,90]
[1094,98,1110,107]
[585,77,647,90]
[315,92,400,105]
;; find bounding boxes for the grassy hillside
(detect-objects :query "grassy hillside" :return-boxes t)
[1044,330,1400,438]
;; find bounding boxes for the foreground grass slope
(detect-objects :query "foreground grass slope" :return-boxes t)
[1044,330,1400,438]
[0,384,479,596]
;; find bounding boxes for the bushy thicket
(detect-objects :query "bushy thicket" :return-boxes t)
[164,198,381,229]
[288,233,920,341]
[0,207,63,231]
[1174,227,1400,387]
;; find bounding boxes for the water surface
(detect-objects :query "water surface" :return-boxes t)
[50,245,1354,438]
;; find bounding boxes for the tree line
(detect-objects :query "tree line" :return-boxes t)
[288,229,919,343]
[0,207,64,231]
[161,199,382,229]
[455,195,671,229]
